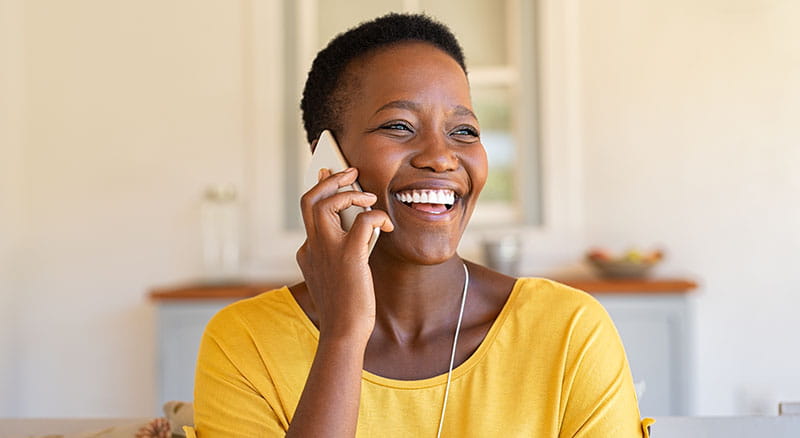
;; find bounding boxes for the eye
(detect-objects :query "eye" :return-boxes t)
[451,125,480,140]
[380,121,413,132]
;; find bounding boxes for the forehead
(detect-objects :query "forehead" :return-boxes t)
[341,41,472,112]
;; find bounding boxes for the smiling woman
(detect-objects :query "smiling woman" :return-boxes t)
[190,13,648,438]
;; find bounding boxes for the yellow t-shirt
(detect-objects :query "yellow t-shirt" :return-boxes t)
[192,278,649,437]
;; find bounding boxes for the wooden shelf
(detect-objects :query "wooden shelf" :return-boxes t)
[557,278,697,294]
[149,281,290,301]
[149,277,696,301]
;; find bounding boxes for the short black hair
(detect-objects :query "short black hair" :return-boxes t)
[300,13,467,145]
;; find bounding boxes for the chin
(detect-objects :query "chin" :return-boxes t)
[375,232,460,266]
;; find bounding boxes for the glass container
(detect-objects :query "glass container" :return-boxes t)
[201,184,240,283]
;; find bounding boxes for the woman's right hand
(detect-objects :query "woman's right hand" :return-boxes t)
[296,167,394,343]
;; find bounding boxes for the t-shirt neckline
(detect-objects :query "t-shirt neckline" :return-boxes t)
[281,278,526,389]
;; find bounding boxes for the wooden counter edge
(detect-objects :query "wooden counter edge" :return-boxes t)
[149,282,291,301]
[558,278,698,294]
[149,278,697,301]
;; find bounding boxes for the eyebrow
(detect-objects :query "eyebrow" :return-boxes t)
[373,100,478,120]
[452,105,477,119]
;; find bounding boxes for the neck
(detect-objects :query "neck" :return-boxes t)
[368,252,467,343]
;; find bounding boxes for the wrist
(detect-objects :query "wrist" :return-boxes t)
[318,324,372,351]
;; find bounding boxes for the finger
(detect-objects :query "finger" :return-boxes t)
[317,167,331,183]
[313,167,357,199]
[313,191,379,240]
[300,168,358,237]
[301,167,357,213]
[343,209,394,255]
[350,208,393,232]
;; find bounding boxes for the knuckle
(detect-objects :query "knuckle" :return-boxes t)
[312,201,330,222]
[352,211,370,224]
[296,245,307,263]
[315,194,335,209]
[318,192,351,213]
[296,243,315,271]
[300,191,315,209]
[354,210,380,224]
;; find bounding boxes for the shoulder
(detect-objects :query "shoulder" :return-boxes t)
[198,286,318,379]
[512,277,607,316]
[505,278,615,338]
[203,287,307,341]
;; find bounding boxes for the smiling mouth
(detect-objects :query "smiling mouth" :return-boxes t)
[393,189,457,214]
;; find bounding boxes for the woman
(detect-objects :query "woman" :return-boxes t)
[192,13,648,437]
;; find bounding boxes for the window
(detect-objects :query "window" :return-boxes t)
[281,0,542,229]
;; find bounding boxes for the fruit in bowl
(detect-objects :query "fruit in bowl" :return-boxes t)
[586,248,663,278]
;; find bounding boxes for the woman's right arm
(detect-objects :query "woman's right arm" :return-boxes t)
[286,167,393,437]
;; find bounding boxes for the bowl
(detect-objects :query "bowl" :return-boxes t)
[586,249,663,279]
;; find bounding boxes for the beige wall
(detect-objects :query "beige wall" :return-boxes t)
[0,0,26,416]
[1,0,251,416]
[578,0,800,414]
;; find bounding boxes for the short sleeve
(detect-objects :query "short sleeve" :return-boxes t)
[193,310,288,437]
[641,417,655,437]
[558,297,645,437]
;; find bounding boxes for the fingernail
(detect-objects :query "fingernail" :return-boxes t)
[317,168,325,181]
[344,167,356,173]
[365,192,377,198]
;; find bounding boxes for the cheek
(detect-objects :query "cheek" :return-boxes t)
[349,149,403,196]
[466,145,489,194]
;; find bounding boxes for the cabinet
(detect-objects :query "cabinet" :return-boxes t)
[151,279,696,416]
[595,293,691,416]
[151,282,281,410]
[155,300,235,409]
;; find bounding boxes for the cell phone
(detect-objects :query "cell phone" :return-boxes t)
[304,130,380,253]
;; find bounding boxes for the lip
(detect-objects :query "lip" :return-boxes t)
[391,178,466,198]
[390,195,461,222]
[389,178,467,223]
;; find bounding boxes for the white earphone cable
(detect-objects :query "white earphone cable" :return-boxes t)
[436,262,469,438]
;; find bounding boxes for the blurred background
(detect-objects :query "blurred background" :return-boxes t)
[1,0,798,419]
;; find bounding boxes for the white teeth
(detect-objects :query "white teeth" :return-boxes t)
[394,189,456,205]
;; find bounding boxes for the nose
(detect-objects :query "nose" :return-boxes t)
[409,132,459,173]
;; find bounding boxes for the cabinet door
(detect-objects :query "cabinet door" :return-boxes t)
[595,294,690,416]
[157,301,234,407]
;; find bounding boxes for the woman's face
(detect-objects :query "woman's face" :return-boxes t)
[335,41,488,264]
